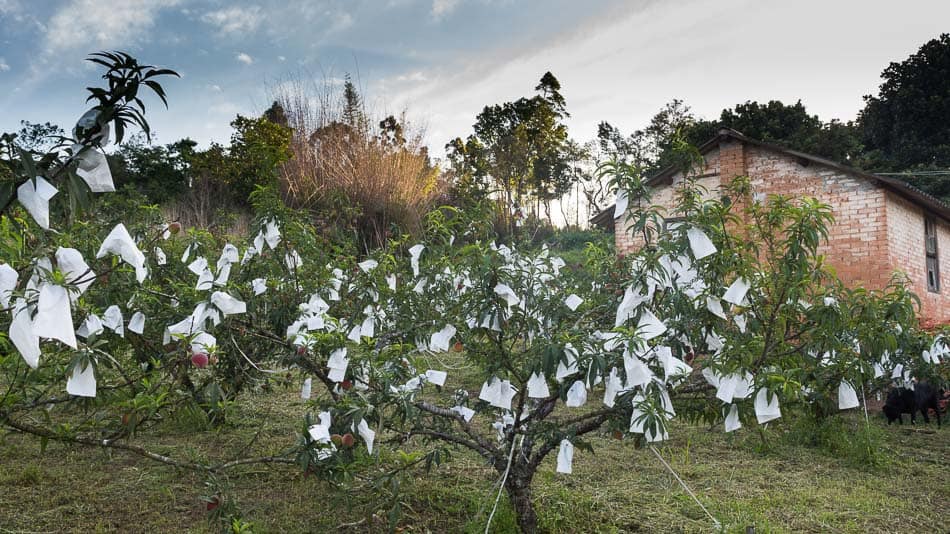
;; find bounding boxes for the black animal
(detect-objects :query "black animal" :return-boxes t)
[883,383,942,426]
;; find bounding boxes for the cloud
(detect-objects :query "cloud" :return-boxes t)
[431,0,461,20]
[0,58,9,72]
[42,0,180,57]
[208,84,222,92]
[0,0,20,15]
[236,52,254,65]
[209,101,241,115]
[201,6,263,35]
[398,71,427,83]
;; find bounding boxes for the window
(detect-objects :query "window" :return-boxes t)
[925,217,939,292]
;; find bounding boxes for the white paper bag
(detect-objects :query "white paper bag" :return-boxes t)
[66,361,96,397]
[556,439,574,474]
[687,227,717,259]
[32,284,76,348]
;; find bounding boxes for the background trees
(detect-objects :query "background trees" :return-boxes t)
[445,72,573,230]
[592,34,950,207]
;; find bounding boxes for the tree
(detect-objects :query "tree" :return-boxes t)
[858,33,950,172]
[716,100,861,163]
[109,136,195,204]
[226,114,292,202]
[446,72,573,228]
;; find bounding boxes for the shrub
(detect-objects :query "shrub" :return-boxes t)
[272,78,440,252]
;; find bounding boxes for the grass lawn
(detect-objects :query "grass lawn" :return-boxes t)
[1,365,947,533]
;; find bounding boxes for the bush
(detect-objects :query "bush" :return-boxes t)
[272,78,440,252]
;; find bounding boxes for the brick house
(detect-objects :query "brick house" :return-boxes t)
[591,128,950,324]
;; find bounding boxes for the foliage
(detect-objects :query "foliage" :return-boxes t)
[110,136,195,204]
[445,72,573,227]
[274,78,440,252]
[0,52,178,223]
[599,99,863,181]
[858,33,950,172]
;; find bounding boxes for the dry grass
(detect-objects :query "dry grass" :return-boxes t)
[272,78,440,250]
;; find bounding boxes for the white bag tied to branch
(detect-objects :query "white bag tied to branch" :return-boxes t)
[838,380,860,410]
[424,369,447,387]
[613,188,628,220]
[429,324,457,353]
[55,247,95,298]
[32,283,77,349]
[356,419,375,454]
[556,343,579,382]
[723,277,750,306]
[328,347,349,383]
[409,244,424,278]
[724,404,742,432]
[527,372,550,398]
[556,439,574,474]
[687,227,717,260]
[71,144,115,192]
[96,223,147,283]
[128,311,146,334]
[77,313,104,339]
[103,305,124,336]
[754,388,781,424]
[0,263,17,308]
[493,283,520,307]
[565,380,588,407]
[211,291,246,316]
[564,293,583,311]
[637,309,667,341]
[17,176,58,230]
[66,361,96,398]
[10,299,40,369]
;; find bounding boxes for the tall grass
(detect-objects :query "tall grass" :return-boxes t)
[271,77,441,252]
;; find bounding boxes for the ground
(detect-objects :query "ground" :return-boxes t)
[1,364,948,533]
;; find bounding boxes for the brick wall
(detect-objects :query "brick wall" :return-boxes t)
[743,145,893,291]
[615,139,950,322]
[886,192,950,322]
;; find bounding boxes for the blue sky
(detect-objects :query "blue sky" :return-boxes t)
[0,0,947,158]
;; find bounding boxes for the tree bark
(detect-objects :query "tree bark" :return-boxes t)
[505,472,538,534]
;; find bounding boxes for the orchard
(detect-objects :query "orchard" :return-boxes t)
[0,53,946,533]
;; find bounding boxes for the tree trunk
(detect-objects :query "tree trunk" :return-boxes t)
[505,475,538,534]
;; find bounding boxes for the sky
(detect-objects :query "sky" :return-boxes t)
[0,0,948,161]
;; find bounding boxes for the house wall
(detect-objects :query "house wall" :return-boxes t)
[616,140,950,323]
[885,192,950,323]
[742,145,893,291]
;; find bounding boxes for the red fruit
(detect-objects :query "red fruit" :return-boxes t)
[612,430,623,440]
[296,346,308,356]
[341,379,353,390]
[341,433,355,448]
[206,496,220,511]
[168,222,182,234]
[453,341,464,353]
[330,434,343,447]
[191,352,209,368]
